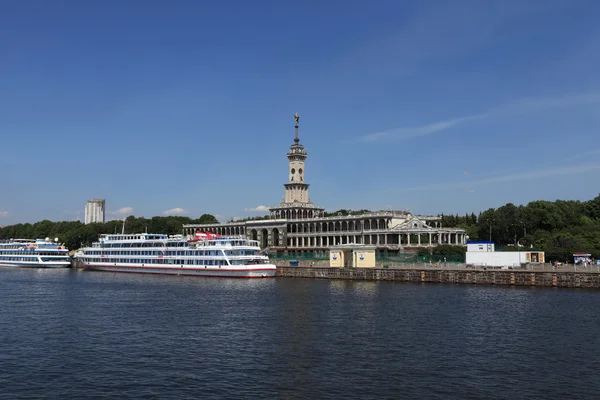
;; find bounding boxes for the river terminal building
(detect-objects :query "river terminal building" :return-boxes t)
[183,115,466,256]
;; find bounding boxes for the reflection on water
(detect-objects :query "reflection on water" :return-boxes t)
[0,269,599,399]
[328,279,347,295]
[351,281,379,297]
[328,279,378,297]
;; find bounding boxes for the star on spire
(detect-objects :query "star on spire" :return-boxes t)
[294,113,300,143]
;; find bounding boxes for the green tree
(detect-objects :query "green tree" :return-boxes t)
[0,214,219,249]
[431,245,466,256]
[416,248,431,256]
[476,209,497,242]
[586,194,600,221]
[193,214,220,224]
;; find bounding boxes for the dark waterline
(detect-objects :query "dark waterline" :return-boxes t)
[0,268,598,399]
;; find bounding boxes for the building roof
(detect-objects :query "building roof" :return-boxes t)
[329,244,377,251]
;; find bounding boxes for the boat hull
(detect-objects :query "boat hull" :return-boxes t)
[82,263,277,278]
[0,261,70,268]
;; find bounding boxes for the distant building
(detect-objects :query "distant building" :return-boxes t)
[85,199,105,224]
[183,116,466,256]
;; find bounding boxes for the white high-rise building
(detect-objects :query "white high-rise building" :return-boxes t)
[85,199,106,224]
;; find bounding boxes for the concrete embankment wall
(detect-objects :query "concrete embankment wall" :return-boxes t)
[275,267,600,289]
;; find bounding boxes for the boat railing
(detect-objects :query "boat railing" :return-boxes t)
[0,239,36,244]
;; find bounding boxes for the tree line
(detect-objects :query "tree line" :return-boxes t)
[0,214,218,251]
[440,194,600,262]
[2,195,599,262]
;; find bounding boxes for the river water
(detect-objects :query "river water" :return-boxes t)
[0,268,598,399]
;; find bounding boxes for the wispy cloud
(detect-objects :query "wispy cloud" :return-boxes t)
[566,149,600,161]
[338,2,549,79]
[492,92,600,115]
[109,207,134,216]
[359,92,600,142]
[163,207,187,216]
[104,207,134,221]
[244,205,270,212]
[213,214,243,223]
[360,115,485,142]
[0,211,8,218]
[397,162,600,192]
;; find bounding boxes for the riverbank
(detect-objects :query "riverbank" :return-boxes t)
[275,266,600,288]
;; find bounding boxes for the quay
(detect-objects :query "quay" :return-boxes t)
[275,265,600,289]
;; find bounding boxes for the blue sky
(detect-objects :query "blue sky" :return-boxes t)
[1,0,600,225]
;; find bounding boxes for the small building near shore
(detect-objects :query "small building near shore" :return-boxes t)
[330,244,376,268]
[467,240,495,253]
[466,240,544,268]
[573,252,592,265]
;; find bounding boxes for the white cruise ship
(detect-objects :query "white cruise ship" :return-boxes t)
[0,238,71,268]
[79,231,277,278]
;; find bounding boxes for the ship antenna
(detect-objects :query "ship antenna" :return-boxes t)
[122,217,126,235]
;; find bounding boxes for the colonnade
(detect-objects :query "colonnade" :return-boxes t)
[182,224,466,250]
[270,208,324,219]
[285,231,466,249]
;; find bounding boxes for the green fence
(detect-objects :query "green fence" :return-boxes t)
[268,251,329,261]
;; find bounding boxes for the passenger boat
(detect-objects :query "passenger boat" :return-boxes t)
[79,231,277,278]
[0,238,71,268]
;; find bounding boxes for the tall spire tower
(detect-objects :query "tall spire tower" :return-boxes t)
[269,114,324,220]
[287,113,307,191]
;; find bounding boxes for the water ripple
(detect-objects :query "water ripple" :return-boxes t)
[0,269,599,399]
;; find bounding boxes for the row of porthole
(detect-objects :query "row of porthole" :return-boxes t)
[113,263,222,269]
